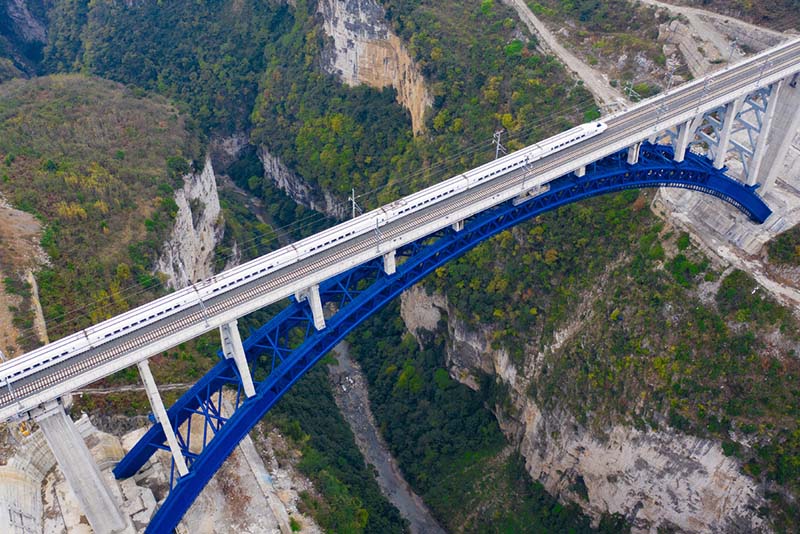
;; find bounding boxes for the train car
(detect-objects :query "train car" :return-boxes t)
[0,120,608,394]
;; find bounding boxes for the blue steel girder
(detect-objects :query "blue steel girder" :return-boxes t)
[114,143,771,533]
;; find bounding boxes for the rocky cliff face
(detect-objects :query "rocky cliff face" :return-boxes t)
[259,146,348,219]
[156,158,224,289]
[0,0,47,75]
[400,285,768,533]
[317,0,431,135]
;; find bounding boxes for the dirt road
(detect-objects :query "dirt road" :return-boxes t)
[501,0,627,110]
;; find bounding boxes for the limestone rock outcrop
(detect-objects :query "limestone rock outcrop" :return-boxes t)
[318,0,432,135]
[156,158,224,289]
[259,146,348,220]
[400,285,768,533]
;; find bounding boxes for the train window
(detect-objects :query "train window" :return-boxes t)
[268,265,274,269]
[157,311,164,316]
[105,333,112,338]
[123,326,129,331]
[259,268,266,273]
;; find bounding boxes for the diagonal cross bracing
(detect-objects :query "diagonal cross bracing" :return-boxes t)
[0,39,798,425]
[114,144,770,533]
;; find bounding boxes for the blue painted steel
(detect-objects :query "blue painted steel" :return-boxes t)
[115,144,770,532]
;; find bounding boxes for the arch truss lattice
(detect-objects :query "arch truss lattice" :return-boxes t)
[114,143,770,533]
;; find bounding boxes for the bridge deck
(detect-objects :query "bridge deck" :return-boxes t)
[0,37,798,421]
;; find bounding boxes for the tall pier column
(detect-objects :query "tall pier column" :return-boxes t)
[713,96,745,169]
[220,321,256,398]
[673,115,703,163]
[32,400,127,534]
[138,360,190,477]
[754,78,800,192]
[747,80,783,186]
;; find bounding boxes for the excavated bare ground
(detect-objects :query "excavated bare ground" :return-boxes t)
[0,195,45,358]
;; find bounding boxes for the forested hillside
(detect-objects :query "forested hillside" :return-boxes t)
[0,0,797,532]
[0,75,202,341]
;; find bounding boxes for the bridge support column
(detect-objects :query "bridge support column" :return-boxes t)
[747,80,783,186]
[296,285,325,330]
[138,360,190,477]
[452,220,464,232]
[627,142,642,165]
[575,166,586,177]
[32,400,128,534]
[673,116,704,163]
[714,96,745,169]
[757,77,800,192]
[220,321,256,398]
[382,250,397,275]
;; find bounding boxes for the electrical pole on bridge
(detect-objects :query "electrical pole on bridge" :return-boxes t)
[493,129,507,160]
[348,188,363,219]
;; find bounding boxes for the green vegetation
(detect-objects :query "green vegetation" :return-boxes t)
[348,305,628,532]
[250,0,593,204]
[0,0,48,78]
[767,226,800,265]
[526,0,686,90]
[0,75,201,342]
[267,361,408,534]
[432,188,800,529]
[670,0,800,31]
[3,0,798,530]
[44,0,279,133]
[430,190,651,361]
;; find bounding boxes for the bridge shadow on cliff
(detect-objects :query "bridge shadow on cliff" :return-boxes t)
[114,143,770,533]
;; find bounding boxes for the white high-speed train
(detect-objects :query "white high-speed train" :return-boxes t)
[0,121,607,397]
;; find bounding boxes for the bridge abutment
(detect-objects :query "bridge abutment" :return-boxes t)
[32,399,128,534]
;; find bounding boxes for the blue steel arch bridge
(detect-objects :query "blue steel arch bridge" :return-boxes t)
[0,37,798,534]
[120,143,770,532]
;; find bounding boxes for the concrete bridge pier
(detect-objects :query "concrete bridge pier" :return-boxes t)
[383,250,397,275]
[295,285,326,330]
[754,78,800,192]
[32,399,128,534]
[713,96,745,169]
[220,320,256,398]
[627,142,642,165]
[138,359,190,477]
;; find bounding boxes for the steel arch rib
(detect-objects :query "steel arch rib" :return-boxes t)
[117,144,770,533]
